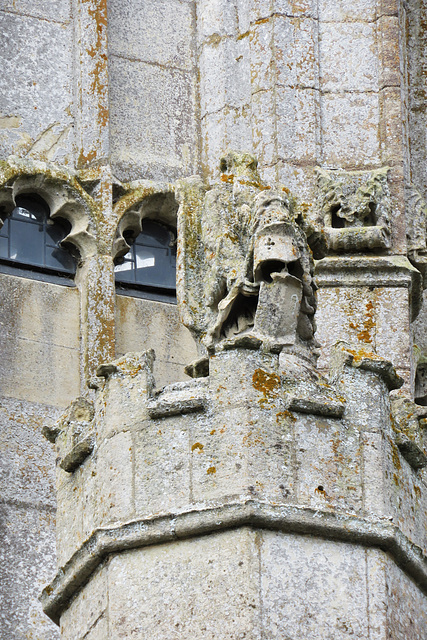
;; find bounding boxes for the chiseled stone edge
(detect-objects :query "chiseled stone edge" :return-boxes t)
[41,501,427,625]
[314,256,420,288]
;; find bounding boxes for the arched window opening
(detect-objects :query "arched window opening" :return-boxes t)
[0,193,76,276]
[114,219,176,295]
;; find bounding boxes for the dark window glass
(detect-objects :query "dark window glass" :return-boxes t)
[0,194,76,275]
[115,219,176,292]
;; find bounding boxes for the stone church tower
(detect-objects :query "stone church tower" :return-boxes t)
[1,0,427,638]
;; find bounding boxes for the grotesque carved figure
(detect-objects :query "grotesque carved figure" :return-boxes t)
[176,153,319,365]
[316,166,391,252]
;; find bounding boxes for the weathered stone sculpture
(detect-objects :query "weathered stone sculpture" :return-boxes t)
[316,166,391,252]
[41,154,427,639]
[177,152,319,369]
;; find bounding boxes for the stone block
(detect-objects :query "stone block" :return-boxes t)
[60,565,108,640]
[109,57,197,182]
[107,529,260,638]
[276,162,317,202]
[115,295,198,389]
[320,92,380,167]
[379,86,405,166]
[319,22,378,93]
[201,105,253,181]
[375,287,411,369]
[134,414,191,516]
[276,87,318,164]
[383,433,427,552]
[275,15,317,89]
[378,16,400,89]
[361,431,387,517]
[108,0,195,71]
[94,431,134,526]
[365,550,388,640]
[0,502,58,640]
[209,349,280,409]
[294,413,363,513]
[191,401,295,504]
[318,0,376,22]
[0,0,71,22]
[200,36,250,117]
[56,471,84,566]
[260,531,370,638]
[0,274,80,406]
[249,18,274,94]
[96,370,151,440]
[386,558,427,638]
[0,397,58,507]
[0,13,74,163]
[197,0,237,42]
[338,366,391,433]
[251,88,277,167]
[315,286,377,370]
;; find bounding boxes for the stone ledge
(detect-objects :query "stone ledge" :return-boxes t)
[41,500,427,625]
[315,256,422,319]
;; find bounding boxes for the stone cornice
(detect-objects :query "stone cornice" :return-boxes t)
[41,500,427,625]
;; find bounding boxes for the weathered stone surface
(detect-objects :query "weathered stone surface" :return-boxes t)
[0,503,58,640]
[109,57,197,182]
[0,273,80,406]
[2,0,427,637]
[107,529,260,639]
[386,556,427,638]
[60,564,107,640]
[0,13,74,164]
[108,0,195,71]
[260,532,371,638]
[115,294,198,388]
[0,397,59,507]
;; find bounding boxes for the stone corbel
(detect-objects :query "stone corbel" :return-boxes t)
[329,342,404,392]
[391,397,427,470]
[43,397,95,474]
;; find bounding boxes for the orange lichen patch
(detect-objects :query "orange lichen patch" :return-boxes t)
[242,430,266,447]
[348,300,375,344]
[237,31,249,40]
[253,369,280,396]
[346,347,380,364]
[276,410,296,423]
[191,442,204,452]
[254,16,271,25]
[206,466,216,475]
[391,441,402,471]
[210,429,216,435]
[221,173,235,184]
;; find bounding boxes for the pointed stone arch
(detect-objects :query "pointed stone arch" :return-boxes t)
[0,157,98,263]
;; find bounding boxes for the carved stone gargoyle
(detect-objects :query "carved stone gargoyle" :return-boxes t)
[176,152,320,372]
[316,166,391,252]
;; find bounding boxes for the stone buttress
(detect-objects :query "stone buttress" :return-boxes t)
[41,157,427,639]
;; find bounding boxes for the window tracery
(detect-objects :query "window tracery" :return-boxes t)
[0,193,77,275]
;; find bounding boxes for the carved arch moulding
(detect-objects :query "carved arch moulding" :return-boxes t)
[0,156,97,262]
[111,180,178,263]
